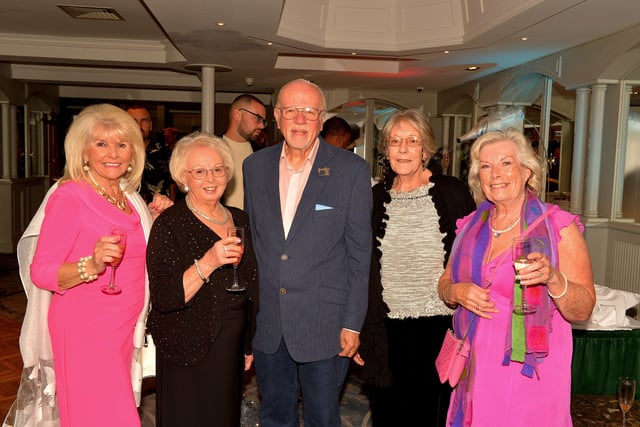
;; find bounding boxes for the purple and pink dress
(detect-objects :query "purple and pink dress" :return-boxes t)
[30,181,147,427]
[446,196,583,426]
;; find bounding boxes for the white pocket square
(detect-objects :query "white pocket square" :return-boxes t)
[315,204,334,211]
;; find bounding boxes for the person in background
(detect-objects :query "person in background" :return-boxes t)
[320,116,353,149]
[222,94,268,209]
[25,104,172,427]
[356,109,476,427]
[126,104,176,202]
[438,128,595,426]
[146,132,258,427]
[243,79,372,427]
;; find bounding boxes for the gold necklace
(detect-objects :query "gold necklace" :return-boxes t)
[186,197,228,225]
[87,171,128,211]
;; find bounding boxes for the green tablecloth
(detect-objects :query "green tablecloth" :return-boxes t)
[572,328,640,395]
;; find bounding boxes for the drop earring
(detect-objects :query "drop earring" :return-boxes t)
[83,161,90,172]
[126,164,133,172]
[184,185,189,192]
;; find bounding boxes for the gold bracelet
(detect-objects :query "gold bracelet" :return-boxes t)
[77,256,98,282]
[193,259,209,283]
[440,284,457,307]
[548,271,569,299]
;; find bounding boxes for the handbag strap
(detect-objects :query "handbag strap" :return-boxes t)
[455,206,554,349]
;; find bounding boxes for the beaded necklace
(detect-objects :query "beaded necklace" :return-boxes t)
[87,171,128,211]
[490,216,520,238]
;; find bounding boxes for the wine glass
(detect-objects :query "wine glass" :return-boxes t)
[225,226,246,292]
[512,236,540,314]
[101,226,127,295]
[618,376,636,426]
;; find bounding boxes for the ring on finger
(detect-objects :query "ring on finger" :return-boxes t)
[223,245,228,252]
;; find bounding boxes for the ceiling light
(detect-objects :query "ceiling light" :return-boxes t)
[521,37,529,41]
[216,22,225,27]
[267,42,273,46]
[57,4,124,21]
[351,52,357,56]
[466,66,480,71]
[444,50,450,54]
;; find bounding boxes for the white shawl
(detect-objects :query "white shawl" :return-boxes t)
[2,183,153,427]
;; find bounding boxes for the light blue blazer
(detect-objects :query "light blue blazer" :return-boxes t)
[243,139,372,363]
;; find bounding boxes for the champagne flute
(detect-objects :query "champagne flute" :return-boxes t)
[618,376,636,426]
[225,226,246,292]
[512,236,538,314]
[101,226,127,295]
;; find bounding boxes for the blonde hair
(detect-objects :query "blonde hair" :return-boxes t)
[59,104,144,192]
[467,128,543,204]
[169,132,235,192]
[379,109,437,161]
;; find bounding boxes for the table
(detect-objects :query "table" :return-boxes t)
[572,328,640,395]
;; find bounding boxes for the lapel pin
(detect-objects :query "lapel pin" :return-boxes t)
[318,167,330,176]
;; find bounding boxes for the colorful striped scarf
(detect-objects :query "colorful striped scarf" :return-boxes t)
[448,193,559,426]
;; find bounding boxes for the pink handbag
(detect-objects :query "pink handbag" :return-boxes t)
[435,328,470,387]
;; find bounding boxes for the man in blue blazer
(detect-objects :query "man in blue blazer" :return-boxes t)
[243,79,372,427]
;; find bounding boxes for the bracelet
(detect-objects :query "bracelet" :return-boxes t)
[193,259,209,284]
[548,271,569,299]
[77,256,98,282]
[440,284,458,307]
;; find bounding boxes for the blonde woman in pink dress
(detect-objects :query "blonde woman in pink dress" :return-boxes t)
[26,104,172,427]
[438,128,595,426]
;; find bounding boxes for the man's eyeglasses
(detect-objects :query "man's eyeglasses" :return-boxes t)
[239,108,268,127]
[387,136,423,147]
[278,106,324,121]
[187,167,228,180]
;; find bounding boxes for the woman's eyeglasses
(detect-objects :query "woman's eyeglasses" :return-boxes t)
[187,167,228,180]
[387,136,423,147]
[239,108,268,127]
[277,106,323,121]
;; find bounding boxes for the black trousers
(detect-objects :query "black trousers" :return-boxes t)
[368,315,453,427]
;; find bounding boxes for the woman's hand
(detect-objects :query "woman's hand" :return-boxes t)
[451,282,497,319]
[203,236,243,268]
[439,263,497,319]
[148,193,174,220]
[92,234,125,273]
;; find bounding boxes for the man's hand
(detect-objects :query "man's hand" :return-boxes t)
[338,328,360,359]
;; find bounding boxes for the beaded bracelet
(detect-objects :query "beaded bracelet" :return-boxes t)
[548,271,569,299]
[77,256,98,282]
[194,259,209,284]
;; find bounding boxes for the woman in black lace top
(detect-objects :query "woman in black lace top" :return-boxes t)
[146,132,258,427]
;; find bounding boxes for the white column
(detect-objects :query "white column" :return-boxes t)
[363,99,375,167]
[185,64,231,134]
[1,103,10,179]
[201,66,215,134]
[539,76,553,201]
[583,84,607,218]
[10,105,17,178]
[614,83,632,219]
[570,87,590,215]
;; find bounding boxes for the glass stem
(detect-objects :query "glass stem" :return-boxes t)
[109,266,116,288]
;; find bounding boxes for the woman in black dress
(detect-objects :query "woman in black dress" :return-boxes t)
[146,132,258,427]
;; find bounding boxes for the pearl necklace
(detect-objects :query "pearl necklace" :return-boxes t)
[86,171,128,211]
[491,216,520,238]
[186,197,228,225]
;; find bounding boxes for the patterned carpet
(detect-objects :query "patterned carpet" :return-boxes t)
[2,253,640,426]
